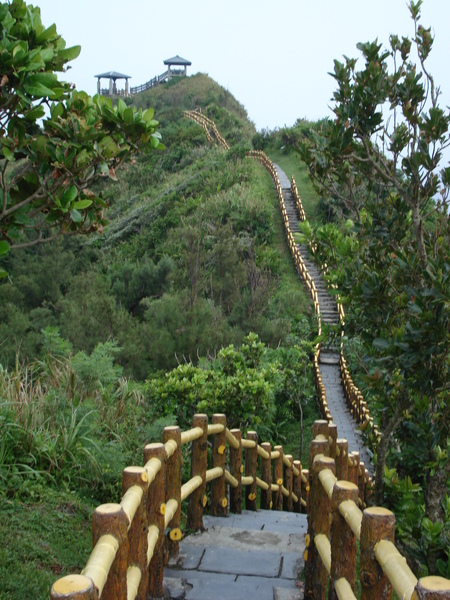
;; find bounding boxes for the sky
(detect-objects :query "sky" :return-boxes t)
[32,0,450,132]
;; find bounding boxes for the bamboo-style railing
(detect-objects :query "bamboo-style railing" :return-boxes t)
[184,109,230,150]
[304,419,450,599]
[50,413,308,600]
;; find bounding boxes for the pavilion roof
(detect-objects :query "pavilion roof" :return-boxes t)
[95,71,131,80]
[163,55,191,66]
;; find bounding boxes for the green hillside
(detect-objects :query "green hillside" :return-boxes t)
[0,75,321,599]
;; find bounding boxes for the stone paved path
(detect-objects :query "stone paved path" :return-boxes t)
[274,164,373,471]
[164,510,307,600]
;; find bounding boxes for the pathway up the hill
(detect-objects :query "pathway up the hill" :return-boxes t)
[275,164,373,471]
[164,510,307,600]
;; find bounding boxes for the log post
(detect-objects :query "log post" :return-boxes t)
[347,451,359,488]
[335,439,348,481]
[328,424,338,460]
[283,454,294,512]
[273,445,284,511]
[359,462,366,508]
[229,428,242,514]
[329,480,359,600]
[122,466,149,600]
[245,431,258,511]
[163,426,182,560]
[360,507,395,600]
[187,414,208,530]
[260,441,272,510]
[414,577,450,599]
[144,442,166,599]
[312,419,329,439]
[302,468,310,512]
[91,504,129,600]
[51,575,96,600]
[304,455,335,600]
[293,459,302,513]
[211,414,227,516]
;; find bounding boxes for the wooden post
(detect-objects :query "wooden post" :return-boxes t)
[360,507,395,600]
[245,431,258,511]
[187,414,208,529]
[359,462,366,508]
[312,419,329,439]
[329,481,359,600]
[283,454,294,512]
[122,466,149,600]
[229,428,242,514]
[328,424,338,460]
[163,426,182,560]
[335,439,348,481]
[51,575,96,600]
[144,442,166,599]
[211,414,227,516]
[309,438,330,473]
[302,468,310,512]
[347,451,359,487]
[414,577,450,599]
[91,504,129,600]
[293,460,302,513]
[260,441,272,510]
[304,455,335,600]
[273,445,284,511]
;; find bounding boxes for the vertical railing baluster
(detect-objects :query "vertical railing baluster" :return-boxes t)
[211,414,227,516]
[229,428,242,514]
[187,414,208,529]
[260,441,272,510]
[283,454,294,512]
[329,481,359,600]
[360,507,395,600]
[144,442,166,599]
[122,466,149,600]
[163,426,182,560]
[245,431,258,511]
[273,445,283,511]
[293,459,302,513]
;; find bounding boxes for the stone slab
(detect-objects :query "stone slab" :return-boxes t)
[199,545,281,577]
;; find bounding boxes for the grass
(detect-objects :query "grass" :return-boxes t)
[266,148,320,220]
[0,486,95,600]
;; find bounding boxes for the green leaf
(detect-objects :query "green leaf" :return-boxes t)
[0,268,8,280]
[60,185,78,207]
[0,241,10,256]
[72,199,93,210]
[143,107,155,122]
[57,45,81,62]
[70,209,82,223]
[373,337,391,350]
[2,147,14,161]
[36,23,57,43]
[123,107,134,124]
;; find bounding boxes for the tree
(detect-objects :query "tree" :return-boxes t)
[0,0,163,276]
[299,0,449,533]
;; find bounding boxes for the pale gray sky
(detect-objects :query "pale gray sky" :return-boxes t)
[33,0,450,131]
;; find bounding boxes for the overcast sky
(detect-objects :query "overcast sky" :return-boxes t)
[32,0,450,131]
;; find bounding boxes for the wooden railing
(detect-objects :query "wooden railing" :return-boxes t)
[50,413,308,599]
[248,150,330,421]
[130,70,169,95]
[304,419,449,599]
[184,109,230,150]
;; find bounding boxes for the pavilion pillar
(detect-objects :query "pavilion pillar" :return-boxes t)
[109,78,113,95]
[97,78,100,95]
[126,79,129,95]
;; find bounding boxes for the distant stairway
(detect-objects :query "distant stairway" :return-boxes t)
[275,164,373,470]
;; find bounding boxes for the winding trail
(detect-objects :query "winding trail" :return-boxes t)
[275,163,373,471]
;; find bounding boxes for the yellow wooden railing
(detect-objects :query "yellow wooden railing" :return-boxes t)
[50,414,308,599]
[304,420,450,599]
[184,109,230,150]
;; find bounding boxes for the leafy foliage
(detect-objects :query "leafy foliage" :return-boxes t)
[298,0,450,572]
[0,0,162,265]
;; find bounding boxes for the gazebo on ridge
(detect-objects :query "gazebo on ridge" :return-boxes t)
[163,55,192,80]
[95,71,131,97]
